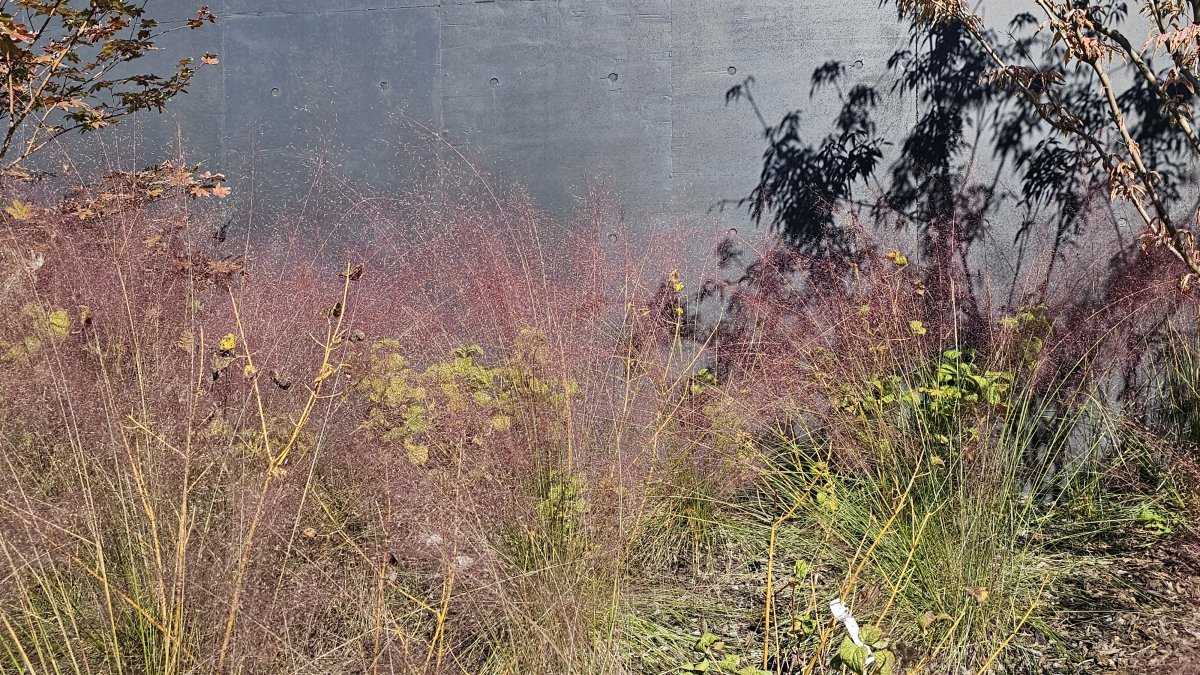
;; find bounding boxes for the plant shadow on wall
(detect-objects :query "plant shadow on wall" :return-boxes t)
[719,0,1200,344]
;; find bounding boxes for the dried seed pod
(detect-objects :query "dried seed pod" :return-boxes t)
[270,368,292,390]
[210,351,236,381]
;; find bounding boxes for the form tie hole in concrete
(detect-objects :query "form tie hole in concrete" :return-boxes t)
[489,77,500,87]
[1118,217,1129,228]
[728,228,738,236]
[380,81,390,91]
[727,66,737,75]
[270,87,280,97]
[608,233,618,243]
[852,59,864,70]
[607,72,619,82]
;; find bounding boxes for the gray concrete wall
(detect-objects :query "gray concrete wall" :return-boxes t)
[115,0,928,239]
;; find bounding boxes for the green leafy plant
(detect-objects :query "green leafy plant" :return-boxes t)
[834,624,895,675]
[679,631,770,675]
[836,347,1012,445]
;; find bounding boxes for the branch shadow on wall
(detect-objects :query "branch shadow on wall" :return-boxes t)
[717,6,1196,335]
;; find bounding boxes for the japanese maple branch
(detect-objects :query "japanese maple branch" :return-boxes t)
[946,0,1199,274]
[1090,21,1200,155]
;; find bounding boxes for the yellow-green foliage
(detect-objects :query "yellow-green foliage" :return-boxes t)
[356,339,437,464]
[998,303,1052,367]
[0,304,70,361]
[832,349,1012,455]
[522,471,592,566]
[1,334,41,362]
[355,330,580,466]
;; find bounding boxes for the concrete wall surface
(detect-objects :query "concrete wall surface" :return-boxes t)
[116,0,936,238]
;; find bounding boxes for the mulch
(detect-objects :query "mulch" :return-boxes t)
[1041,535,1200,674]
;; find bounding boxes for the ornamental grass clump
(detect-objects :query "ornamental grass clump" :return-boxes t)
[0,156,1194,673]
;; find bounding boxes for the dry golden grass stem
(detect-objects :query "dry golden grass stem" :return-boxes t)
[975,575,1049,675]
[760,466,824,671]
[797,457,927,675]
[215,262,355,672]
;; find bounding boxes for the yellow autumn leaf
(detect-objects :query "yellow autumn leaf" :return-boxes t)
[965,586,989,604]
[46,309,69,339]
[5,199,32,221]
[219,333,237,352]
